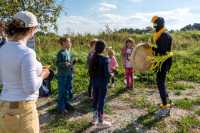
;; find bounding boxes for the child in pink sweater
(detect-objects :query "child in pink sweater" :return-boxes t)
[107,47,118,88]
[121,38,136,89]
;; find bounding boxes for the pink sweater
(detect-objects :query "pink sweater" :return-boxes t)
[108,56,118,73]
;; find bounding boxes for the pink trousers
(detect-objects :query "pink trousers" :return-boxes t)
[125,68,134,88]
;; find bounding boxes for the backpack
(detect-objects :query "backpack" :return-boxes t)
[39,69,54,97]
[0,37,6,47]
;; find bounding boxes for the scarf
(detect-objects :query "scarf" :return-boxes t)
[153,27,167,42]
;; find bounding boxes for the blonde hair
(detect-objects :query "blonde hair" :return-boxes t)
[90,38,98,48]
[125,38,136,48]
[107,47,115,57]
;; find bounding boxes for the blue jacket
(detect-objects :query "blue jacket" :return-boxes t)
[56,49,73,76]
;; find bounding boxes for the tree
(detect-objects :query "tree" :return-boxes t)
[180,23,200,31]
[105,24,112,34]
[0,0,62,31]
[144,26,153,32]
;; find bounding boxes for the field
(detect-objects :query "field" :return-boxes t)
[25,31,200,132]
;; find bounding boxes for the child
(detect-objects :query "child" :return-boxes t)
[107,47,118,88]
[89,40,111,126]
[87,39,97,98]
[56,37,75,113]
[0,21,6,47]
[121,38,136,89]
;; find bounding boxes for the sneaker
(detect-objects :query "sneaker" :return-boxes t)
[69,93,73,100]
[89,96,93,101]
[160,103,171,109]
[97,120,112,127]
[129,86,134,90]
[111,83,115,88]
[58,110,69,115]
[124,79,127,86]
[108,83,111,88]
[134,75,138,79]
[65,103,75,112]
[155,108,170,119]
[92,112,98,125]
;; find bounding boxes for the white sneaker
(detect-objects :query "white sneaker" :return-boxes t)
[124,79,127,85]
[111,83,115,88]
[97,120,112,127]
[92,112,98,125]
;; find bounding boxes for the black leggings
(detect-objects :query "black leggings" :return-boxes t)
[111,76,115,84]
[92,78,108,119]
[156,70,169,105]
[88,76,93,97]
[156,59,172,105]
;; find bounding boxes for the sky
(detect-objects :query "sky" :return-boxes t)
[56,0,200,35]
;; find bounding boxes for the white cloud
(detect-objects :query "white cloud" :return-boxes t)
[57,16,102,35]
[98,8,200,30]
[129,0,143,3]
[57,8,200,35]
[99,2,117,13]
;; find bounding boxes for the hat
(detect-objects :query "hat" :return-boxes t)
[14,11,38,28]
[151,16,158,23]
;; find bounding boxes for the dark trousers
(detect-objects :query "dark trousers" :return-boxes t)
[88,76,93,97]
[57,74,73,112]
[156,59,172,105]
[92,77,108,120]
[111,76,115,84]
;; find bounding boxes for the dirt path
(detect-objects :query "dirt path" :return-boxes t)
[37,97,56,131]
[39,82,200,133]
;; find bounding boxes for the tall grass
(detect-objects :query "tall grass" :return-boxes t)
[33,31,200,132]
[34,31,200,95]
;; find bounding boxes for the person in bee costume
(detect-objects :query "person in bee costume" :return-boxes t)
[151,16,173,118]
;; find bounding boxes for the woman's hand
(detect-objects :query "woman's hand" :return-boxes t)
[40,68,50,80]
[65,62,71,67]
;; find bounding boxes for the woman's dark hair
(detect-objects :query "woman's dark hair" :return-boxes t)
[7,19,31,36]
[89,40,106,77]
[95,40,106,54]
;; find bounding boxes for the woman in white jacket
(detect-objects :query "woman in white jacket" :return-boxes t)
[0,11,50,133]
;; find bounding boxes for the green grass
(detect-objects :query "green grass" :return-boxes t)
[136,111,159,129]
[192,97,200,105]
[174,97,200,110]
[0,25,199,132]
[47,116,91,133]
[176,116,200,133]
[195,109,200,116]
[174,91,182,96]
[104,104,113,115]
[32,31,200,131]
[172,83,193,90]
[130,96,151,109]
[174,98,193,110]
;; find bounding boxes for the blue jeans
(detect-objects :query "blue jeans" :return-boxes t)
[57,74,73,112]
[92,77,108,120]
